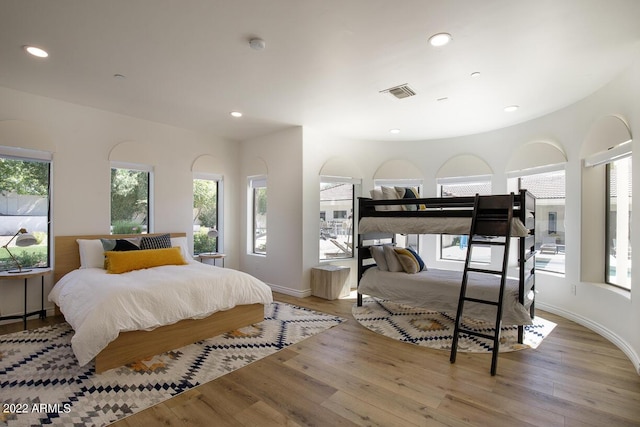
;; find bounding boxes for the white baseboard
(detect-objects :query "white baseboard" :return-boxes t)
[536,302,640,375]
[266,283,312,298]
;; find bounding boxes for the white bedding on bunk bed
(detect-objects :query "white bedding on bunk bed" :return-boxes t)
[49,261,273,366]
[358,267,534,325]
[358,216,530,237]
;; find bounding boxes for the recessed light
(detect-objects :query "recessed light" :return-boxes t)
[437,97,449,102]
[428,33,452,47]
[23,45,48,58]
[113,74,126,80]
[389,129,400,134]
[504,105,519,113]
[230,111,243,118]
[470,71,481,78]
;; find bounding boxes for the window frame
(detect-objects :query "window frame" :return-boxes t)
[508,165,566,275]
[605,156,632,290]
[320,176,358,261]
[436,175,492,263]
[193,173,223,255]
[0,147,52,272]
[248,175,267,255]
[110,161,153,234]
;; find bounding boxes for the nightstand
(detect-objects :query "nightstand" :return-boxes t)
[197,253,227,267]
[0,268,51,330]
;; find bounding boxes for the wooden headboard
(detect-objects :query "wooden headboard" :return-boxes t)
[54,232,187,283]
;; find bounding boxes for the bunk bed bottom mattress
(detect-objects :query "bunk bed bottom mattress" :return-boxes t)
[358,268,533,326]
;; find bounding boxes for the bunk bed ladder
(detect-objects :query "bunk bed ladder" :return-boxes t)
[450,193,514,376]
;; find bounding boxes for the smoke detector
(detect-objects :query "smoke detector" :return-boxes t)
[380,84,416,99]
[249,38,266,51]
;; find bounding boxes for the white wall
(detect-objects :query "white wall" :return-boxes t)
[0,86,241,321]
[239,127,305,295]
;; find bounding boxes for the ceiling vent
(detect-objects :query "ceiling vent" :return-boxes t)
[381,84,416,99]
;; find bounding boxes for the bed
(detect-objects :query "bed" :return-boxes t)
[357,189,536,341]
[50,233,273,373]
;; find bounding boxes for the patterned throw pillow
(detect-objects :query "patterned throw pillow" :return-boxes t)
[100,238,140,252]
[139,233,172,250]
[394,247,426,274]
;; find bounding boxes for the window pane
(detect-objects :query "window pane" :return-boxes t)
[439,180,491,263]
[320,182,354,260]
[520,170,566,274]
[253,187,267,254]
[193,179,218,255]
[110,168,149,234]
[607,157,632,289]
[0,157,50,272]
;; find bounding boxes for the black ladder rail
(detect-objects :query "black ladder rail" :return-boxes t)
[450,193,514,376]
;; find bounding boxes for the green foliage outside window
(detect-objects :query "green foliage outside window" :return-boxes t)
[111,168,148,233]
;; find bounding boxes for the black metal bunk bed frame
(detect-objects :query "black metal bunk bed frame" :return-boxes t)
[356,188,536,343]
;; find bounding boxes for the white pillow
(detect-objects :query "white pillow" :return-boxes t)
[369,189,388,211]
[77,239,105,269]
[381,186,403,211]
[171,236,193,261]
[383,244,404,272]
[370,246,388,271]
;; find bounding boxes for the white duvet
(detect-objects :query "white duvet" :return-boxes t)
[48,261,273,366]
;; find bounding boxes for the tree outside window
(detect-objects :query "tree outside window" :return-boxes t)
[0,156,50,272]
[193,178,218,254]
[110,167,150,234]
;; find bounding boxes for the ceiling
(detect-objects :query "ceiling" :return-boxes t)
[2,0,640,142]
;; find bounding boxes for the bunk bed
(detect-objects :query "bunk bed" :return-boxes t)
[357,189,536,343]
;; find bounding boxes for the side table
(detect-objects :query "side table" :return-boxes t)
[0,268,51,330]
[311,265,350,300]
[198,252,227,267]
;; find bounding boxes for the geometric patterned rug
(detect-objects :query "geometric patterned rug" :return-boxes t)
[0,302,345,427]
[353,297,555,353]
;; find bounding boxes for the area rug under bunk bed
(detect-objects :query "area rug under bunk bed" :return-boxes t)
[353,297,555,353]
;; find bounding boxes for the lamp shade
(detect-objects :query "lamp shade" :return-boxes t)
[16,233,37,247]
[207,229,218,238]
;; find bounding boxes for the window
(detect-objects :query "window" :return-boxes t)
[606,156,632,289]
[193,175,221,255]
[513,169,566,274]
[110,163,152,234]
[438,176,492,263]
[320,178,354,260]
[249,176,267,255]
[0,149,51,272]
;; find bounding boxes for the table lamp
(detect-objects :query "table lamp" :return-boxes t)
[207,228,218,254]
[2,228,37,273]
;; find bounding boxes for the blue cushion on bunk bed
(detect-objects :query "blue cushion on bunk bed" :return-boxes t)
[395,186,418,211]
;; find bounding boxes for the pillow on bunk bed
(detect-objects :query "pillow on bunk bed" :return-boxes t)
[394,247,426,274]
[380,186,403,211]
[395,186,419,211]
[370,245,389,271]
[369,189,388,211]
[383,244,404,272]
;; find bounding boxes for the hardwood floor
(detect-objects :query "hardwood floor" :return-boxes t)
[3,293,640,426]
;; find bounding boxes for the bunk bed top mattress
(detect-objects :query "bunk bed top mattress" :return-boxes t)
[358,217,529,236]
[358,267,533,325]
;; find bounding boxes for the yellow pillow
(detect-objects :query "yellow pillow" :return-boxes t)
[105,247,187,274]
